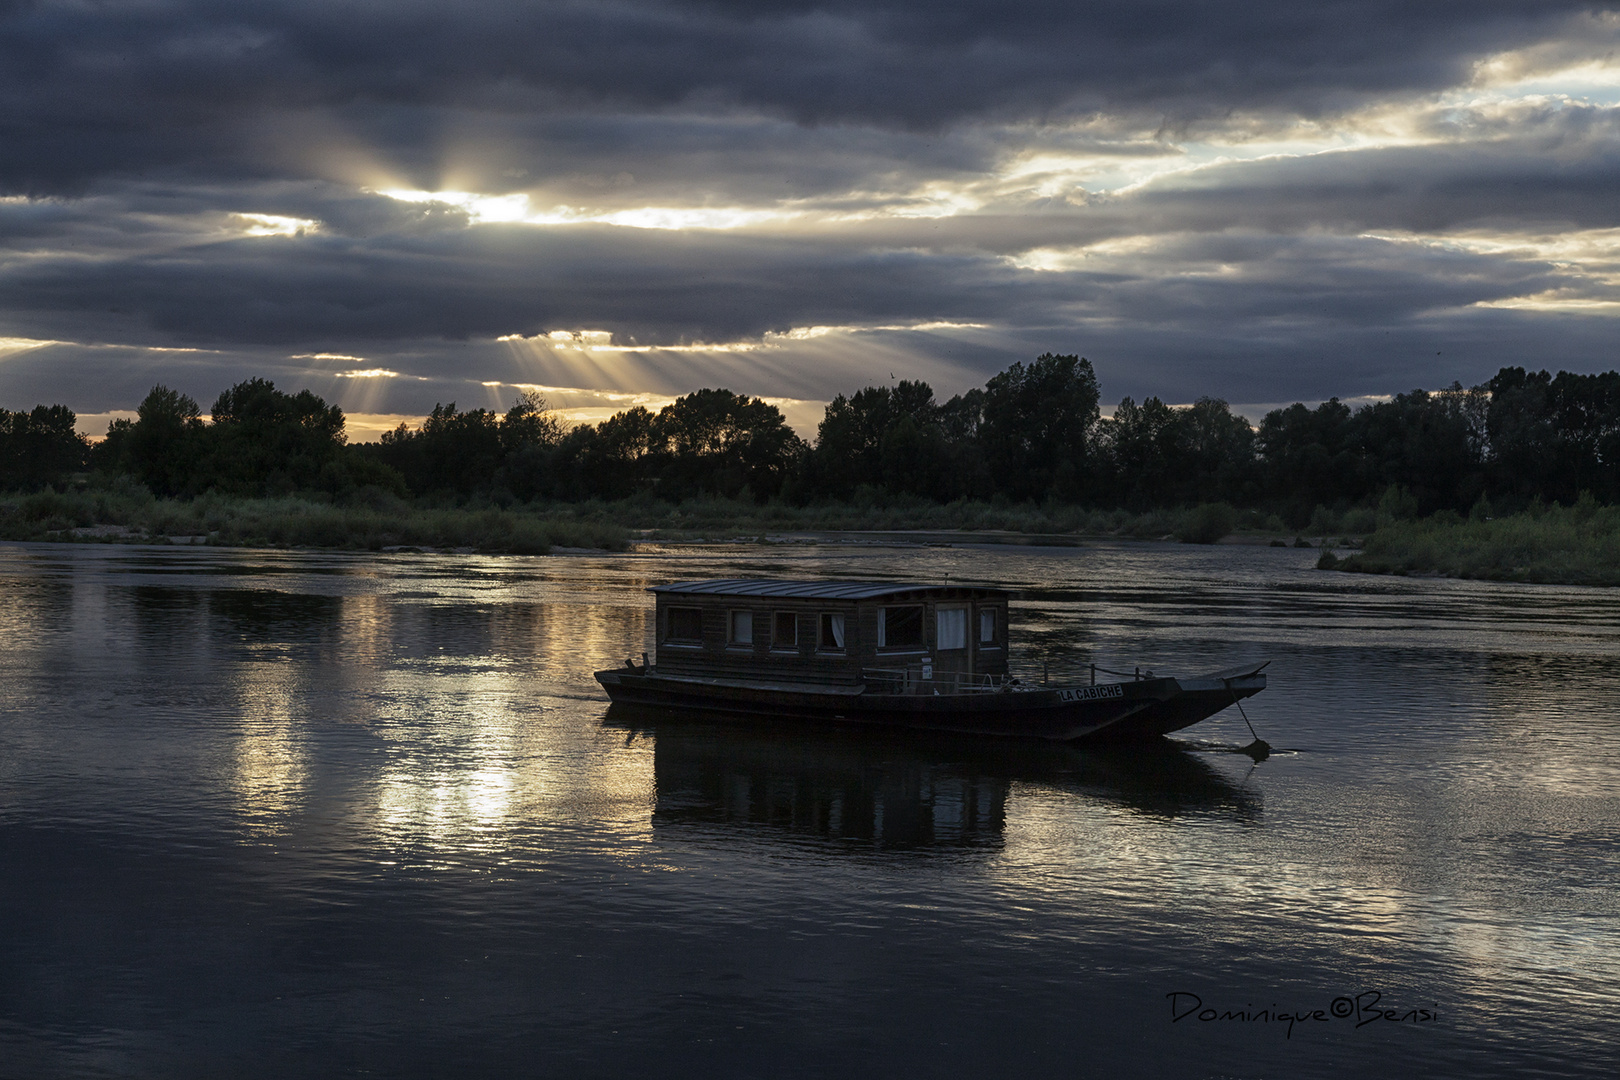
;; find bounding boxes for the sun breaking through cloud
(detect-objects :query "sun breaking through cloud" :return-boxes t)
[4,2,1620,420]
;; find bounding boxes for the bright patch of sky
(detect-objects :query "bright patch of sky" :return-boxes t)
[1,337,63,356]
[371,44,1620,230]
[498,322,991,354]
[375,189,788,230]
[234,213,321,237]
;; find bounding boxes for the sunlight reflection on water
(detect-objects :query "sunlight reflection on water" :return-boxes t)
[1,540,1618,1078]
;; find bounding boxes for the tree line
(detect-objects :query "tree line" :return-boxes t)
[4,356,1619,525]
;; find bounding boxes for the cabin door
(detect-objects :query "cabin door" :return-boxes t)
[933,605,970,688]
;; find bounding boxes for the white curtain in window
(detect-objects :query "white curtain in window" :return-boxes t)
[937,607,967,650]
[979,609,995,643]
[828,612,845,648]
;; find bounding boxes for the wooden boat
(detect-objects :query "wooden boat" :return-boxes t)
[594,579,1267,742]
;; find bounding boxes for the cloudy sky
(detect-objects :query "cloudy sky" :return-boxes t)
[4,1,1620,439]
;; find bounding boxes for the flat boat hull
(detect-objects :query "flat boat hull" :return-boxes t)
[594,663,1266,742]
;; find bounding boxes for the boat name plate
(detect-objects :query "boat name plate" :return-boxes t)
[1058,685,1125,702]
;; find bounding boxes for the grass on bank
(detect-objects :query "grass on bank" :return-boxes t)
[0,483,631,554]
[563,493,1276,543]
[12,478,1614,585]
[1323,498,1620,586]
[0,482,1291,553]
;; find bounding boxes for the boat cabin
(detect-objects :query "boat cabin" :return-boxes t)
[650,579,1011,690]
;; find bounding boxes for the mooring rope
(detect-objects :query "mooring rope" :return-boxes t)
[1223,676,1272,759]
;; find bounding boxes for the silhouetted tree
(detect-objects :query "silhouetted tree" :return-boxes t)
[1255,398,1359,524]
[1180,397,1259,504]
[499,390,565,455]
[502,403,653,502]
[979,354,1100,500]
[800,380,986,501]
[1098,396,1185,509]
[651,389,805,499]
[0,405,89,490]
[933,389,992,498]
[585,405,658,497]
[124,386,206,496]
[206,378,347,495]
[1485,367,1620,506]
[804,383,917,496]
[375,403,504,496]
[1354,385,1487,514]
[1095,396,1255,508]
[48,361,1620,515]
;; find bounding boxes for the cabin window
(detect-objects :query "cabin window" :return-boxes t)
[773,611,798,649]
[667,607,703,644]
[818,612,845,651]
[979,608,997,645]
[878,605,924,650]
[937,606,968,650]
[728,610,754,645]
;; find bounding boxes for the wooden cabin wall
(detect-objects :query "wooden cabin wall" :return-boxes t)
[855,595,1011,679]
[652,589,1011,684]
[654,597,866,685]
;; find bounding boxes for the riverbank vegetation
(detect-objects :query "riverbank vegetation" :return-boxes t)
[1321,498,1620,586]
[576,495,1265,543]
[0,483,1274,552]
[4,357,1618,576]
[0,484,628,554]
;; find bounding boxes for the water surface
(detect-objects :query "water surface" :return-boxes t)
[2,540,1617,1078]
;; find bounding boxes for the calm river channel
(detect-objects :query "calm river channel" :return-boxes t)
[2,539,1618,1078]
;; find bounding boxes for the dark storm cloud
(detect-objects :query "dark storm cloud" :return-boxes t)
[6,99,1612,352]
[0,213,1052,345]
[1126,104,1620,234]
[0,190,1569,350]
[5,1,1620,416]
[0,1,1601,191]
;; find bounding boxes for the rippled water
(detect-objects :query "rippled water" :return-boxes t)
[2,540,1618,1078]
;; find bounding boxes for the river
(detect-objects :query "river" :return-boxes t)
[2,539,1617,1078]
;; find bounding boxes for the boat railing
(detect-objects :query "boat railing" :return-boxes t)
[1010,660,1161,686]
[861,666,1020,696]
[861,661,1160,696]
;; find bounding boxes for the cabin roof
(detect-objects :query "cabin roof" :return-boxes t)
[650,578,1008,601]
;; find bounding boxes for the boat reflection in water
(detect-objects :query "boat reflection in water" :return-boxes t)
[606,706,1261,850]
